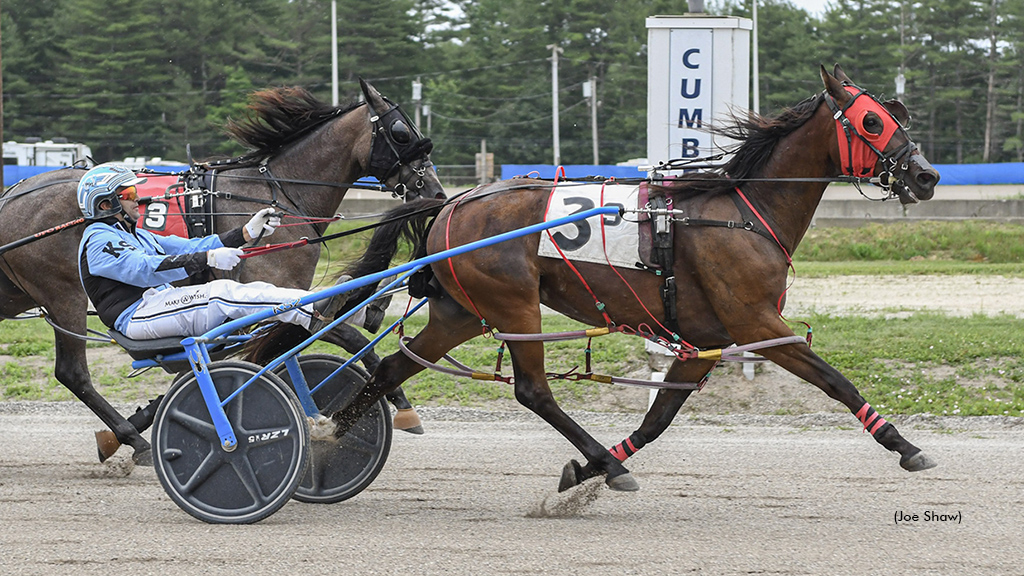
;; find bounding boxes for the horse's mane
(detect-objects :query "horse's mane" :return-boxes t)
[224,87,363,158]
[653,92,826,196]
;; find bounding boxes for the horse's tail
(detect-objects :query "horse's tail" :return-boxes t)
[244,198,445,366]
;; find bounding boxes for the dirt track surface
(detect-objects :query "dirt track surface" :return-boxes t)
[784,275,1024,318]
[1,402,1022,576]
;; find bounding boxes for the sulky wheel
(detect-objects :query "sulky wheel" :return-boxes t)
[274,353,392,504]
[151,360,309,524]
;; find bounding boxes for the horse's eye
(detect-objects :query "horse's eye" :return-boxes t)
[390,120,411,144]
[863,114,883,134]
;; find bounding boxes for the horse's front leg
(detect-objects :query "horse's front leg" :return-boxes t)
[504,339,639,492]
[53,330,152,465]
[561,358,718,491]
[751,322,937,472]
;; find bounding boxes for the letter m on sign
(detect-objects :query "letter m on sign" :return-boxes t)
[678,108,703,129]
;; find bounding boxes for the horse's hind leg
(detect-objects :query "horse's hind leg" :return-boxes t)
[750,323,936,472]
[501,336,639,492]
[321,323,425,434]
[331,292,480,437]
[561,358,718,490]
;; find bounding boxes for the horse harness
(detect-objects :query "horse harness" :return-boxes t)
[824,83,916,197]
[142,93,435,244]
[637,186,791,333]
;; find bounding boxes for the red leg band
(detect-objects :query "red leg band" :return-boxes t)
[855,402,888,436]
[609,435,644,462]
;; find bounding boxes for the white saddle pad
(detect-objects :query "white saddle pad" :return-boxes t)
[538,182,641,268]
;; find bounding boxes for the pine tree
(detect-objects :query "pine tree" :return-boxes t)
[53,0,177,161]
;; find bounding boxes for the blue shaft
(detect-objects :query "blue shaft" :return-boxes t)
[186,204,619,446]
[194,205,620,343]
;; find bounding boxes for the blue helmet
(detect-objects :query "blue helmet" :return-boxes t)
[77,165,148,220]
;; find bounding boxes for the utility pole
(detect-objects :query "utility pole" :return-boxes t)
[583,78,599,165]
[331,0,338,105]
[896,2,906,102]
[1,0,5,190]
[547,44,563,166]
[752,0,759,114]
[412,78,423,131]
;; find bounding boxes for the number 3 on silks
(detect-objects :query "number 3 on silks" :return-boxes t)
[143,201,168,231]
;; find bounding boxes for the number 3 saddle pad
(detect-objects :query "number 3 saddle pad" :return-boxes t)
[538,181,642,269]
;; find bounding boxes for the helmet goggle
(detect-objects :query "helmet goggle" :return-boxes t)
[117,185,138,202]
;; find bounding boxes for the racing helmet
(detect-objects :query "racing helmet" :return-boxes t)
[77,165,148,220]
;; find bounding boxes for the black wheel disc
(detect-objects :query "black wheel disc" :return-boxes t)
[151,360,309,524]
[274,354,392,504]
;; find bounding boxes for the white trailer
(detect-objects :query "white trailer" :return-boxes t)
[2,140,93,167]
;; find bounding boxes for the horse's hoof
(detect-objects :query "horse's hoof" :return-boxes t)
[606,472,640,492]
[393,408,424,435]
[307,415,341,443]
[558,459,584,492]
[95,430,120,463]
[900,451,937,472]
[132,448,153,467]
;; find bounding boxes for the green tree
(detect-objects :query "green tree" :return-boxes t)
[52,0,177,161]
[913,0,989,163]
[1,0,67,140]
[723,0,823,115]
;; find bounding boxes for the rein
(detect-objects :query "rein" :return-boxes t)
[241,191,474,259]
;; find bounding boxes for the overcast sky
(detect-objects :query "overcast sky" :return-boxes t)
[786,0,827,17]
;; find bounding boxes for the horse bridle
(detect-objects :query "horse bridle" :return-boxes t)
[824,84,916,199]
[365,97,435,200]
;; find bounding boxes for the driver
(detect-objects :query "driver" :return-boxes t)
[77,164,354,340]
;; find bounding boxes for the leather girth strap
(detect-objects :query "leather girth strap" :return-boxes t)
[646,194,679,333]
[179,167,216,239]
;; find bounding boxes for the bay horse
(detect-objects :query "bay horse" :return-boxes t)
[255,64,941,492]
[0,80,444,465]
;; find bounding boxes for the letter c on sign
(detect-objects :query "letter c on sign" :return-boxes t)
[683,49,700,69]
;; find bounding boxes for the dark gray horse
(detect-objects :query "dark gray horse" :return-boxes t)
[0,80,444,464]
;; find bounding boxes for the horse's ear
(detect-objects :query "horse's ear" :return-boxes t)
[359,78,386,109]
[832,64,853,84]
[820,64,847,102]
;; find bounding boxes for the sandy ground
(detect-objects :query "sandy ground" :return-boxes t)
[2,275,1024,574]
[1,403,1022,576]
[783,275,1024,318]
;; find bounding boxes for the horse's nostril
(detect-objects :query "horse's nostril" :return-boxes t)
[916,170,937,187]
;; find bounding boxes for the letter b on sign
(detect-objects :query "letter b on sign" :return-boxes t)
[681,138,701,158]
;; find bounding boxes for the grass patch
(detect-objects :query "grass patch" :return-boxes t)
[805,312,1024,416]
[799,221,1024,263]
[3,307,1024,416]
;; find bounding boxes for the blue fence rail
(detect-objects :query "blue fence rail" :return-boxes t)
[499,163,1024,186]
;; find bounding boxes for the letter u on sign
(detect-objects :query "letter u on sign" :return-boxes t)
[680,79,701,98]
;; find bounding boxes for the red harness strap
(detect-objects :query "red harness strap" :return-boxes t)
[443,190,490,332]
[542,170,615,327]
[733,187,792,265]
[733,187,812,343]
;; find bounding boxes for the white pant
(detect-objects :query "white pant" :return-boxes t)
[121,279,359,340]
